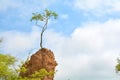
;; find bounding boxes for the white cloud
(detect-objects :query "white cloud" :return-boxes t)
[73,0,120,15]
[0,26,40,57]
[1,19,120,80]
[60,14,69,19]
[0,0,21,11]
[44,19,120,80]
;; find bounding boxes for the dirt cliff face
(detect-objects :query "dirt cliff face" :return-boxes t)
[19,48,57,80]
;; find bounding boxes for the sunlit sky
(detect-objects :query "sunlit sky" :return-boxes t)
[1,0,120,80]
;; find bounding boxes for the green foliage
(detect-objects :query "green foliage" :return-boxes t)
[44,9,58,19]
[18,68,55,80]
[31,68,55,79]
[116,64,120,71]
[116,58,120,73]
[31,9,58,22]
[31,69,47,80]
[31,13,44,22]
[17,66,27,74]
[0,54,16,65]
[0,54,17,80]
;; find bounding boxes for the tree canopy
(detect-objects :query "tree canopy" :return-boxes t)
[0,54,17,80]
[116,58,120,73]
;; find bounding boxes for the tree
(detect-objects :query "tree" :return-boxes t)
[116,58,120,73]
[0,54,17,80]
[31,9,58,49]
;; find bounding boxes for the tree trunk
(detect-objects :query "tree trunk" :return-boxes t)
[40,18,48,49]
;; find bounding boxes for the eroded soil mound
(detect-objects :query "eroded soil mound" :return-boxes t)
[19,48,57,80]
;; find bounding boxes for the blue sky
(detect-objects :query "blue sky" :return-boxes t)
[1,0,120,80]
